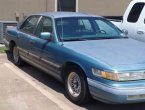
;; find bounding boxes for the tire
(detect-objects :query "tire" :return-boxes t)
[65,66,90,105]
[12,45,23,66]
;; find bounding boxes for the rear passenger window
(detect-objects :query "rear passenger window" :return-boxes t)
[20,16,40,34]
[127,3,145,23]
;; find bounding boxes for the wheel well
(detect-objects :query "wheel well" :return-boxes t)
[9,41,16,52]
[61,62,86,82]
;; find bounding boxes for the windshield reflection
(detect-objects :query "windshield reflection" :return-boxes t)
[55,17,123,41]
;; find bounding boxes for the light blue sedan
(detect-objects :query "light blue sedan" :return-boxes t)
[4,12,145,105]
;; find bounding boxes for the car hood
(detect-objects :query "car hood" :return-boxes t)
[63,38,145,71]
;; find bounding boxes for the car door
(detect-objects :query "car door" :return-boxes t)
[33,16,61,78]
[18,15,41,60]
[134,3,145,42]
[122,2,145,41]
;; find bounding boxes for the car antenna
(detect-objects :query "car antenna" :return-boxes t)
[58,0,64,46]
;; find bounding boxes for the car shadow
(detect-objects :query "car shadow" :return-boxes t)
[5,51,145,110]
[5,51,65,94]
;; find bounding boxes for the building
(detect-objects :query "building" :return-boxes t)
[0,0,132,21]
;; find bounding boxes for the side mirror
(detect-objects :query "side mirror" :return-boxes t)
[122,29,128,36]
[40,32,52,41]
[17,26,20,30]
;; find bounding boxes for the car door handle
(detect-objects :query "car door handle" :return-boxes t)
[137,30,145,35]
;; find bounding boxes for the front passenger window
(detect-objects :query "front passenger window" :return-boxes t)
[35,17,53,37]
[42,18,52,33]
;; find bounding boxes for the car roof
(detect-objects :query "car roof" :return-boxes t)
[31,12,102,18]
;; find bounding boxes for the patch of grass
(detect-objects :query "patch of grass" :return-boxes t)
[0,46,7,53]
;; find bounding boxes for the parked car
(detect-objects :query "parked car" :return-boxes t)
[110,0,145,42]
[4,12,145,105]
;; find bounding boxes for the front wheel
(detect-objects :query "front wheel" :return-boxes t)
[65,66,90,105]
[12,46,23,66]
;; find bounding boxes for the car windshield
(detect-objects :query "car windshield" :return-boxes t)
[55,17,124,41]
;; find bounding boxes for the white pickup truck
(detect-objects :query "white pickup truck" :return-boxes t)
[111,0,145,42]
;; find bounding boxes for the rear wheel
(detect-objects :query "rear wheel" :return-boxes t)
[65,66,90,105]
[12,45,23,66]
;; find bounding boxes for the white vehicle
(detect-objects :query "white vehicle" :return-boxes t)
[111,0,145,42]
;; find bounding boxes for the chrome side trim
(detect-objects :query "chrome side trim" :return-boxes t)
[18,47,60,68]
[41,58,60,68]
[18,47,28,54]
[29,52,40,59]
[20,55,62,81]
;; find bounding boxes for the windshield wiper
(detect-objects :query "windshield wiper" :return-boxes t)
[90,36,125,40]
[61,38,88,41]
[123,36,128,39]
[60,36,126,41]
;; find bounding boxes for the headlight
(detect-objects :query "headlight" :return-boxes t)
[92,68,145,81]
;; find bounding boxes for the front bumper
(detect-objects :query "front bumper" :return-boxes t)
[88,78,145,104]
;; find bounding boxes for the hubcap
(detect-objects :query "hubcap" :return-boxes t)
[67,72,81,97]
[13,46,19,63]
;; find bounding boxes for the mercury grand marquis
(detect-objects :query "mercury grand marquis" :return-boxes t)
[4,12,145,105]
